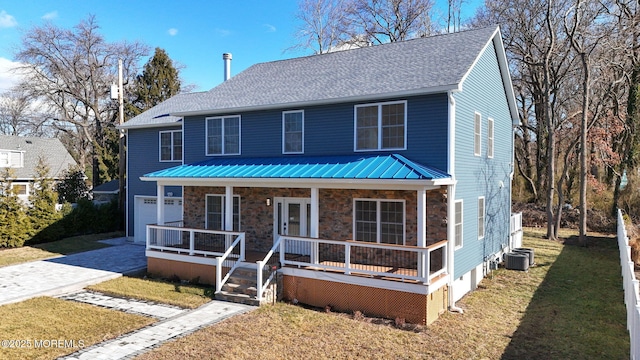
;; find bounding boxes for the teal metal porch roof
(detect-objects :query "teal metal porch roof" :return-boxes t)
[143,154,450,181]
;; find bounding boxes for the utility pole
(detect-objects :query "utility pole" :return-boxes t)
[117,59,126,216]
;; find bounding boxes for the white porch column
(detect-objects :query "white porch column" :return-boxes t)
[311,187,319,265]
[225,186,233,231]
[310,187,319,238]
[157,184,165,225]
[417,189,427,279]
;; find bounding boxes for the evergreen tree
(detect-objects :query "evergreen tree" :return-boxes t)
[55,169,90,204]
[0,169,31,247]
[28,158,64,242]
[127,47,181,117]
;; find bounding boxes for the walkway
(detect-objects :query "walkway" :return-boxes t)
[0,238,145,306]
[0,237,255,359]
[59,291,254,359]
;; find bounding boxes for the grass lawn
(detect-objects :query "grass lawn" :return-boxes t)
[87,276,214,309]
[136,228,629,360]
[0,232,123,268]
[0,297,154,360]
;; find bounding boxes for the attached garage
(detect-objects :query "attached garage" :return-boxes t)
[134,196,183,243]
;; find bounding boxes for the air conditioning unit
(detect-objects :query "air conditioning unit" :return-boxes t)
[513,248,535,266]
[505,252,529,271]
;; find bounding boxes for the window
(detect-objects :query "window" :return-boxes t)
[354,199,405,245]
[454,200,463,249]
[12,183,27,196]
[0,152,8,167]
[474,112,481,156]
[478,197,485,239]
[487,118,494,158]
[206,195,240,231]
[355,101,406,151]
[283,111,304,154]
[206,116,241,155]
[159,130,182,162]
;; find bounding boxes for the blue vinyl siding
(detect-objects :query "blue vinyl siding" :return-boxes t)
[126,126,183,238]
[452,40,513,278]
[183,94,449,171]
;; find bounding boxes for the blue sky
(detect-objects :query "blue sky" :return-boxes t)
[0,0,481,93]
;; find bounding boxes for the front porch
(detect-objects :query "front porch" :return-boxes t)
[145,224,449,323]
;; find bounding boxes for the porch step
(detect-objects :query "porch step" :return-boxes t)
[215,265,276,306]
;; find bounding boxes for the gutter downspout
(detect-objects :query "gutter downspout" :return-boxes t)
[447,91,464,314]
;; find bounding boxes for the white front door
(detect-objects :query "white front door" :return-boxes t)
[274,197,311,255]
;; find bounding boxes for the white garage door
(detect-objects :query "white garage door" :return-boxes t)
[134,196,183,243]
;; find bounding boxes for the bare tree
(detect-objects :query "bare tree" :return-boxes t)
[14,15,148,184]
[292,0,436,54]
[292,0,351,54]
[0,88,34,136]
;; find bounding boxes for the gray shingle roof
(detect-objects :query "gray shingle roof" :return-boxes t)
[0,135,77,180]
[119,91,208,129]
[178,26,499,116]
[122,26,503,127]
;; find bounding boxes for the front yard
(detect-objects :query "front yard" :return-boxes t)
[136,228,629,360]
[0,228,629,359]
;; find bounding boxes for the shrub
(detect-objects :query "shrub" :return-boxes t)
[0,170,32,248]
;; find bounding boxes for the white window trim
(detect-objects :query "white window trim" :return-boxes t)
[454,200,463,250]
[282,110,304,154]
[487,117,494,159]
[474,112,482,157]
[354,100,408,152]
[205,115,242,156]
[205,194,241,230]
[159,130,183,162]
[478,196,485,240]
[352,198,406,245]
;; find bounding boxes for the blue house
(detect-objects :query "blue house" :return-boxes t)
[120,26,519,324]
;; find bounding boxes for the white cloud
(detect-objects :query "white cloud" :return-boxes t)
[0,58,25,93]
[263,24,276,33]
[168,28,178,36]
[215,28,231,37]
[0,10,17,28]
[41,11,58,20]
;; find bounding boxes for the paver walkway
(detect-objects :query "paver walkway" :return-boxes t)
[0,238,145,306]
[0,238,147,305]
[59,291,254,360]
[0,237,256,359]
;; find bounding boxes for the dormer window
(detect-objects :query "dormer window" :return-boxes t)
[0,150,24,168]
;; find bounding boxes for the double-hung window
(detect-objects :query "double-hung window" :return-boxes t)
[283,110,304,154]
[206,116,241,155]
[474,112,482,156]
[454,200,463,249]
[354,199,405,245]
[487,117,494,158]
[159,130,182,162]
[478,197,485,240]
[355,101,406,151]
[206,195,240,231]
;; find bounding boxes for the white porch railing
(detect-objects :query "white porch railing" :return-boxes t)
[146,224,244,258]
[278,235,447,283]
[256,236,283,301]
[617,209,640,360]
[215,234,247,293]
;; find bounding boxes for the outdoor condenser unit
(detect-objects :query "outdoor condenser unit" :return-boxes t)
[513,248,535,266]
[505,252,529,271]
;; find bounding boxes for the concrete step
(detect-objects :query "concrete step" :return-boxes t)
[221,282,258,297]
[215,291,261,307]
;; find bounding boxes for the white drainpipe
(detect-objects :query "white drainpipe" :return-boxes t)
[447,91,464,314]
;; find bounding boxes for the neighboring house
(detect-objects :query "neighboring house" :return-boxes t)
[121,26,519,325]
[92,179,120,204]
[0,135,77,203]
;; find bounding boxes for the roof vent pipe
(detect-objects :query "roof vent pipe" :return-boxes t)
[223,53,232,81]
